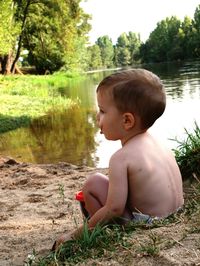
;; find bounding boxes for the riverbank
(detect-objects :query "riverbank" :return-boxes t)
[0,73,82,133]
[0,157,199,265]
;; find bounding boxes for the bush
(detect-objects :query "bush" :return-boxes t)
[173,122,200,179]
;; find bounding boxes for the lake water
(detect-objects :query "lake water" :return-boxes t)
[0,61,200,167]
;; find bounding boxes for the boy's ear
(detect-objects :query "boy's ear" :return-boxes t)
[122,112,135,130]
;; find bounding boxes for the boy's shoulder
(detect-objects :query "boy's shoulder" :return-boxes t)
[110,132,169,167]
[109,142,140,166]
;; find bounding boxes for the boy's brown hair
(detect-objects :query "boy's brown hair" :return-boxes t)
[96,69,166,130]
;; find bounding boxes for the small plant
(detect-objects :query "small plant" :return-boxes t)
[172,121,200,179]
[137,231,162,256]
[58,183,65,203]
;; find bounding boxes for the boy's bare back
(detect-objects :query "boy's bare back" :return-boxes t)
[109,131,184,218]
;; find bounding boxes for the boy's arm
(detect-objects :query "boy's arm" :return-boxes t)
[75,151,128,233]
[88,151,128,227]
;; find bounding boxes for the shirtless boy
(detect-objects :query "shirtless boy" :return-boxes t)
[54,69,184,248]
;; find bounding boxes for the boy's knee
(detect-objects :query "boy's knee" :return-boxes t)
[83,172,108,193]
[83,172,101,190]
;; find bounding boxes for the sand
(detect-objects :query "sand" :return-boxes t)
[0,157,199,266]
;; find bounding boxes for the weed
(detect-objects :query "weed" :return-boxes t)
[137,231,162,256]
[172,121,200,179]
[58,184,65,204]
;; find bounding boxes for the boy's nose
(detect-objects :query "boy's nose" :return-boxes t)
[96,112,101,128]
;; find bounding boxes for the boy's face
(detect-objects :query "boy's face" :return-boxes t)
[96,89,124,141]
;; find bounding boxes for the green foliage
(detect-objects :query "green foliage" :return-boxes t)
[115,33,131,66]
[180,16,195,59]
[140,16,182,63]
[127,31,141,63]
[191,5,200,58]
[23,0,91,73]
[0,0,20,55]
[87,44,103,70]
[96,35,114,68]
[2,2,200,72]
[114,32,141,66]
[172,122,200,179]
[0,0,91,74]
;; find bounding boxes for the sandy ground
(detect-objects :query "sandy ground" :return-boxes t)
[0,157,200,266]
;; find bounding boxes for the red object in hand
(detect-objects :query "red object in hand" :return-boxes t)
[75,191,84,202]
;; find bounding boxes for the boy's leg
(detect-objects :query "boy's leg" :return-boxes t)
[82,172,109,217]
[82,172,133,221]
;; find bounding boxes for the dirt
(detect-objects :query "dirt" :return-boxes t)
[0,157,199,266]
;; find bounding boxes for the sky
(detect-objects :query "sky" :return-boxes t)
[81,0,200,44]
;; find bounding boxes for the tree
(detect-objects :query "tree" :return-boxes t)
[0,0,20,74]
[115,32,141,66]
[140,16,182,63]
[87,44,102,70]
[0,0,91,74]
[191,5,200,57]
[179,16,194,59]
[115,33,131,66]
[24,0,91,73]
[10,0,34,73]
[165,17,183,60]
[96,36,114,68]
[127,31,141,64]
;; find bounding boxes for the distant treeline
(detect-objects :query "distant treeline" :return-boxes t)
[1,1,200,74]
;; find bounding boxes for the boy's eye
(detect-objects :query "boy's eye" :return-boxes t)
[99,109,104,114]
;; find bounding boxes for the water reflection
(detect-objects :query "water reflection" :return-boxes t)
[0,61,199,167]
[0,106,99,166]
[145,61,200,100]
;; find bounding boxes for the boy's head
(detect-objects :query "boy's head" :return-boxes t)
[96,69,166,130]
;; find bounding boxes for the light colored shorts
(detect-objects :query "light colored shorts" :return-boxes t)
[131,212,158,224]
[132,207,183,224]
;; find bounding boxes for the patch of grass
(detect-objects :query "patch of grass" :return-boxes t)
[33,216,184,265]
[0,74,81,133]
[184,177,200,233]
[137,231,162,257]
[0,95,77,133]
[172,121,200,179]
[33,223,137,265]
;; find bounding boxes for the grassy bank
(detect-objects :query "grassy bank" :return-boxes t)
[0,73,84,133]
[173,122,200,180]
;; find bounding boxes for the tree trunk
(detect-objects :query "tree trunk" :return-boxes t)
[0,53,13,74]
[11,0,31,73]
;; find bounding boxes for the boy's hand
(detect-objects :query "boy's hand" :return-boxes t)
[52,232,73,251]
